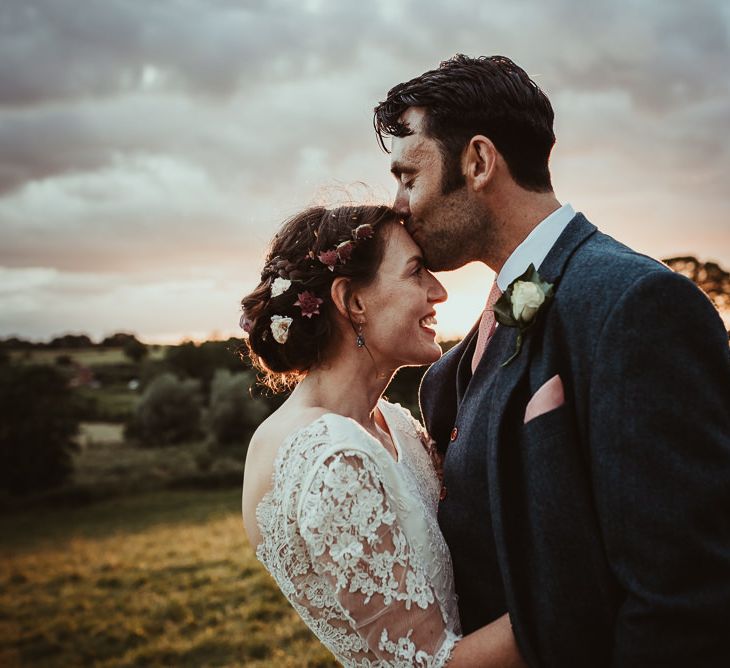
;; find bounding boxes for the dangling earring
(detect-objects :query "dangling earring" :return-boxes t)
[355,323,365,348]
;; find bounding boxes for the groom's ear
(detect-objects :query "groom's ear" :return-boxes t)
[330,277,366,322]
[464,135,498,192]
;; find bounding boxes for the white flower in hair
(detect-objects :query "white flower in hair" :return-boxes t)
[271,277,291,297]
[270,315,293,344]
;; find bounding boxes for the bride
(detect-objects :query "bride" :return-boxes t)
[241,204,526,667]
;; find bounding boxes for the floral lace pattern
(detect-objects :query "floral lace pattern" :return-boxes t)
[254,401,461,667]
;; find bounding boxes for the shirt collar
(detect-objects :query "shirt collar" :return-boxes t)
[496,203,575,292]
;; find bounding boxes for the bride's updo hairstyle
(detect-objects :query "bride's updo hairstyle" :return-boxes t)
[241,205,399,391]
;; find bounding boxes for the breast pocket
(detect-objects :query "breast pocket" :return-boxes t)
[522,403,572,441]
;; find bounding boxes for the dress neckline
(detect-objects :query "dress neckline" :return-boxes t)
[310,399,402,464]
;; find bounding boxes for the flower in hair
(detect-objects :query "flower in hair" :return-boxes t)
[270,277,291,297]
[294,291,323,318]
[239,311,253,334]
[336,240,355,263]
[270,315,293,344]
[318,249,338,271]
[353,223,374,240]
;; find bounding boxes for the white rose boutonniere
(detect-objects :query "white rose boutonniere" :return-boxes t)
[493,264,554,367]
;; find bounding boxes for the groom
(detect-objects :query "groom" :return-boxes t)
[374,55,730,666]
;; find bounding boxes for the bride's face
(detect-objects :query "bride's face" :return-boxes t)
[359,223,447,369]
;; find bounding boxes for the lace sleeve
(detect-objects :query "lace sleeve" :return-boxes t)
[299,449,459,667]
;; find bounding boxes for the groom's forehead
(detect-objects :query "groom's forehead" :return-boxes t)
[390,130,435,171]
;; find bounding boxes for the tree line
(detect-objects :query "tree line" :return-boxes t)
[1,256,727,500]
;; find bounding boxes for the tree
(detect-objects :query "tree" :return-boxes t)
[101,332,140,348]
[126,373,203,446]
[48,333,93,349]
[209,369,270,448]
[165,339,246,394]
[664,256,730,333]
[0,364,79,494]
[123,338,148,363]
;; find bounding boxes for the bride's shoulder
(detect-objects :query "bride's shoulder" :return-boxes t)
[246,406,366,475]
[249,406,331,454]
[243,406,335,544]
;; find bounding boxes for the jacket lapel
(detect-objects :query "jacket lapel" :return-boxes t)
[487,212,596,445]
[455,321,479,403]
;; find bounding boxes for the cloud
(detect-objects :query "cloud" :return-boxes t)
[0,0,728,340]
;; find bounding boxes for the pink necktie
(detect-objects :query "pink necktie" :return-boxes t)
[471,281,503,373]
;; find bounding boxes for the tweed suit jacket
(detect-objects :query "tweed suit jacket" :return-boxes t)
[420,214,730,667]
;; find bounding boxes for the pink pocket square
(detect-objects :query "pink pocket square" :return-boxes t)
[524,374,565,424]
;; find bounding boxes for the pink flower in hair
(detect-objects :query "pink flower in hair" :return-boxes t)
[239,312,253,334]
[318,249,338,270]
[353,223,374,240]
[336,240,355,263]
[294,291,324,318]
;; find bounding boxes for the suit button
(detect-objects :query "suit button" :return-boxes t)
[439,485,448,501]
[450,427,458,441]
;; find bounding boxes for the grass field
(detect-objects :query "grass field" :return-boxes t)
[70,424,245,496]
[10,347,167,366]
[0,488,338,667]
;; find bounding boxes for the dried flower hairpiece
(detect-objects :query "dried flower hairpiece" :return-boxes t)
[316,222,376,271]
[353,223,374,240]
[270,315,293,344]
[294,291,323,318]
[270,277,291,297]
[239,311,253,334]
[318,249,338,271]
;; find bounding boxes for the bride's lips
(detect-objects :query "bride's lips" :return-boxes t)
[418,312,437,336]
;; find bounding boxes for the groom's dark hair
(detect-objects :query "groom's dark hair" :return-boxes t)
[374,54,555,193]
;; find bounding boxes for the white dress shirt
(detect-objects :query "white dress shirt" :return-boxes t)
[496,203,576,292]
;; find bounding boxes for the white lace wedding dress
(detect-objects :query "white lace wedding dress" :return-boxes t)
[254,399,462,667]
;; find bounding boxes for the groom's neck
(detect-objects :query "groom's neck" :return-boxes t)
[483,188,562,273]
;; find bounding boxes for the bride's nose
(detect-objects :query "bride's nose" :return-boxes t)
[428,275,448,303]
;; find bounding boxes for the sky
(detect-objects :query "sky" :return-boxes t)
[1,0,729,343]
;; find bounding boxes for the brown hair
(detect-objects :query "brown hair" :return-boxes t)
[241,205,399,391]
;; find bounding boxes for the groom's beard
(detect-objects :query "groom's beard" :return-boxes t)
[413,197,498,273]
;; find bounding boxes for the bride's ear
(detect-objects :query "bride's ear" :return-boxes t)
[331,277,366,323]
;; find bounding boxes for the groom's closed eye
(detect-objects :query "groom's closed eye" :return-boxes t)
[390,161,416,180]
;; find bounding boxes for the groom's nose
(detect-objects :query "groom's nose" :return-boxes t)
[393,187,411,220]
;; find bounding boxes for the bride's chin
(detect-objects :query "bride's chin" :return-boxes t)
[414,345,442,366]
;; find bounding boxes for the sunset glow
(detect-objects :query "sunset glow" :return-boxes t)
[1,1,728,343]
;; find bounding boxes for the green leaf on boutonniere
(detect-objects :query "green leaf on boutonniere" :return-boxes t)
[493,263,554,367]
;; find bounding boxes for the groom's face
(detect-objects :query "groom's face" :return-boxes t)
[390,108,483,271]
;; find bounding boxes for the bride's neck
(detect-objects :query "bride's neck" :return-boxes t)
[291,350,395,427]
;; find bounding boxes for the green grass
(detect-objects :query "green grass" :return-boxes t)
[77,422,126,447]
[0,489,338,667]
[75,385,140,421]
[70,427,243,496]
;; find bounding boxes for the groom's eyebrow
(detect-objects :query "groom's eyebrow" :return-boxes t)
[390,161,415,178]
